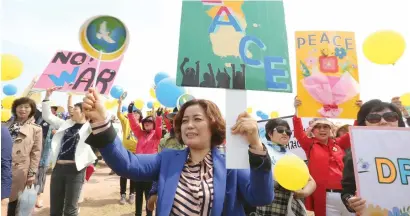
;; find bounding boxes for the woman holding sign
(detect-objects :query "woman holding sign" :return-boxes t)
[341,100,405,214]
[82,88,274,216]
[293,97,352,216]
[256,118,316,216]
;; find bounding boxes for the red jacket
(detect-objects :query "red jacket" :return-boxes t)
[293,116,351,216]
[128,114,163,154]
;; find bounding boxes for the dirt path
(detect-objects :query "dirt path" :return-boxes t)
[33,162,148,216]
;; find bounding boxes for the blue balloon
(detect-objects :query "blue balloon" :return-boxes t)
[256,111,263,117]
[110,85,123,99]
[3,84,17,96]
[154,72,170,86]
[147,102,153,109]
[261,114,269,120]
[121,106,127,113]
[155,78,185,108]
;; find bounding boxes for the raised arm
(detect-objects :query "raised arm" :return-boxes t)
[127,102,143,138]
[154,108,164,139]
[292,116,313,152]
[336,132,351,150]
[85,120,161,181]
[82,88,161,181]
[180,57,189,76]
[195,60,200,85]
[163,112,172,132]
[208,63,216,87]
[67,93,73,114]
[42,88,66,128]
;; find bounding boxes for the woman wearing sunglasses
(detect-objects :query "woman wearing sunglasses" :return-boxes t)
[341,99,405,214]
[257,118,316,216]
[293,97,352,216]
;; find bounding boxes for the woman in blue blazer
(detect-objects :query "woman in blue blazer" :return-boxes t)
[82,88,274,216]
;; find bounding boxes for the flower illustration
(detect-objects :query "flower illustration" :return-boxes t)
[305,57,318,67]
[358,158,370,173]
[389,207,409,216]
[365,204,389,216]
[335,47,347,59]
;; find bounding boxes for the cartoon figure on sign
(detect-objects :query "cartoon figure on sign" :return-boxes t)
[216,68,231,88]
[180,57,200,86]
[200,63,216,88]
[231,63,246,89]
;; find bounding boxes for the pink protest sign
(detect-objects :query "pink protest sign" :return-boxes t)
[33,50,123,95]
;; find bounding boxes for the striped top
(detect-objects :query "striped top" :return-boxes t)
[171,151,214,216]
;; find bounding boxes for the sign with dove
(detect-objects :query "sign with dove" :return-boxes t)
[79,15,129,61]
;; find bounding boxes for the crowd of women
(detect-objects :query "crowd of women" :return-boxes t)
[1,85,409,216]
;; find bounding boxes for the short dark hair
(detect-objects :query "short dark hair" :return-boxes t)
[51,106,58,112]
[357,99,405,127]
[11,97,37,119]
[174,99,225,147]
[74,102,83,112]
[265,118,290,141]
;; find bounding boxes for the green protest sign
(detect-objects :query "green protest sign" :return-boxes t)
[176,0,292,92]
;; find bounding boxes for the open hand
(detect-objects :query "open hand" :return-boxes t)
[231,112,262,150]
[82,88,107,123]
[45,86,61,99]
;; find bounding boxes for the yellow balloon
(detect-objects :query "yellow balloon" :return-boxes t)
[149,88,156,99]
[400,93,410,106]
[274,155,310,191]
[153,101,161,109]
[1,109,12,122]
[2,96,16,109]
[246,107,253,114]
[363,30,406,65]
[104,100,117,110]
[1,54,24,81]
[134,99,144,110]
[270,111,279,118]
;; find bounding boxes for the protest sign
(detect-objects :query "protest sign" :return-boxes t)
[176,0,292,169]
[33,51,123,95]
[176,0,292,92]
[350,127,410,215]
[295,31,360,118]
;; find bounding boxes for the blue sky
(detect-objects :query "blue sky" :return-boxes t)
[1,0,410,118]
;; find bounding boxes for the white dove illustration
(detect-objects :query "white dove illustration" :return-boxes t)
[96,21,116,44]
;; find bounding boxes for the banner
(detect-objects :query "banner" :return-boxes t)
[351,127,410,215]
[258,116,311,161]
[33,51,123,95]
[295,31,360,118]
[176,0,292,92]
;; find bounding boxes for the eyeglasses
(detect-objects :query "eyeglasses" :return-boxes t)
[313,124,331,130]
[274,127,292,137]
[366,112,399,124]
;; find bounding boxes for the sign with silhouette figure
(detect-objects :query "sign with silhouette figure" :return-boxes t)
[33,50,123,95]
[176,0,292,92]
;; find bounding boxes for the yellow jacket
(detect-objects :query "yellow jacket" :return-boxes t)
[118,113,138,152]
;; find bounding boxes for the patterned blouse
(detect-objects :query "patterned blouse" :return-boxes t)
[171,151,214,216]
[8,121,23,141]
